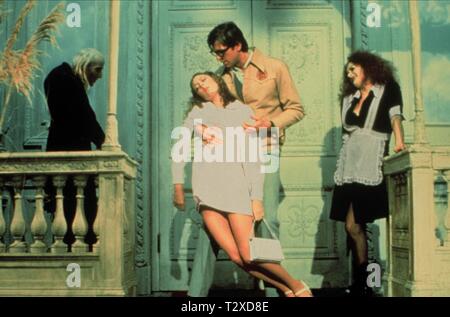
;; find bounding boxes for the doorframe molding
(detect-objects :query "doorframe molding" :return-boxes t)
[350,0,369,50]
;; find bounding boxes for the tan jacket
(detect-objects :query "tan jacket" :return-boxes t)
[219,48,304,145]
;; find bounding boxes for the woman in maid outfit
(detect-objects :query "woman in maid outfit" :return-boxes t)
[330,51,406,296]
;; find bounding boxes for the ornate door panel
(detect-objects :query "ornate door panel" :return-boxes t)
[152,0,350,291]
[253,0,351,288]
[152,0,252,291]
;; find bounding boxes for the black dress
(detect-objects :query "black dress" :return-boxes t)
[329,80,403,224]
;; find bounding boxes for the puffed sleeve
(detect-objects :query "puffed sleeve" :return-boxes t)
[387,80,404,121]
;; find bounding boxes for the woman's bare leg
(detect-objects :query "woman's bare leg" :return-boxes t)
[201,209,293,295]
[228,213,312,297]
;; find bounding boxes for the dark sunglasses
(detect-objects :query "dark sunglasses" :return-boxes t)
[210,46,230,58]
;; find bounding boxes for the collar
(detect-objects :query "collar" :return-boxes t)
[247,48,265,73]
[352,83,384,99]
[371,84,384,98]
[202,100,241,110]
[242,49,253,69]
[232,51,253,73]
[202,101,217,109]
[221,48,265,75]
[226,100,243,109]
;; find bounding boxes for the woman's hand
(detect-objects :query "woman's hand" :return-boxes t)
[194,124,222,145]
[252,200,265,221]
[394,140,406,153]
[173,184,185,210]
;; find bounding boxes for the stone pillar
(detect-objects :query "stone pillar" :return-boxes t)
[71,175,88,253]
[51,175,68,254]
[30,176,48,253]
[444,171,450,245]
[0,177,5,253]
[9,176,26,253]
[408,151,435,294]
[408,0,427,145]
[102,0,121,151]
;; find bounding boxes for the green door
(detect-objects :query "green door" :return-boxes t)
[152,0,351,291]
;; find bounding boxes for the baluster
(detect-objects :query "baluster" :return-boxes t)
[51,175,68,253]
[92,176,100,254]
[72,175,88,253]
[434,172,447,246]
[9,176,26,253]
[30,176,48,253]
[0,177,5,253]
[444,171,450,244]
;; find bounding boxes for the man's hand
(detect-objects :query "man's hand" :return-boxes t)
[252,200,264,221]
[243,115,272,131]
[173,184,185,210]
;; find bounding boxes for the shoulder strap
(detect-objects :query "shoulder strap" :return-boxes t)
[252,219,278,239]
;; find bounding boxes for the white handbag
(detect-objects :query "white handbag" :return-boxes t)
[249,219,284,263]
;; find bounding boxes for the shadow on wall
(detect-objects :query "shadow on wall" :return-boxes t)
[310,126,348,289]
[309,126,385,293]
[169,162,198,283]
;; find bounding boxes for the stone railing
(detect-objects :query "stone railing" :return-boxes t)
[0,151,137,296]
[384,145,450,296]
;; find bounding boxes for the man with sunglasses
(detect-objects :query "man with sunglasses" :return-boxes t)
[187,21,305,297]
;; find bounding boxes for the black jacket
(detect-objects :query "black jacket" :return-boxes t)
[45,62,105,151]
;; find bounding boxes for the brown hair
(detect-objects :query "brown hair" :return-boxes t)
[207,22,249,52]
[188,71,236,112]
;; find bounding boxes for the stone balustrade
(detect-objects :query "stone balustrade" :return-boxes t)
[0,151,137,296]
[384,145,450,296]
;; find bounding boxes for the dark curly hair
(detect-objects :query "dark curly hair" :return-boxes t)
[188,71,236,112]
[340,50,397,99]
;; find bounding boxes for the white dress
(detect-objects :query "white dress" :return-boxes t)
[172,100,264,215]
